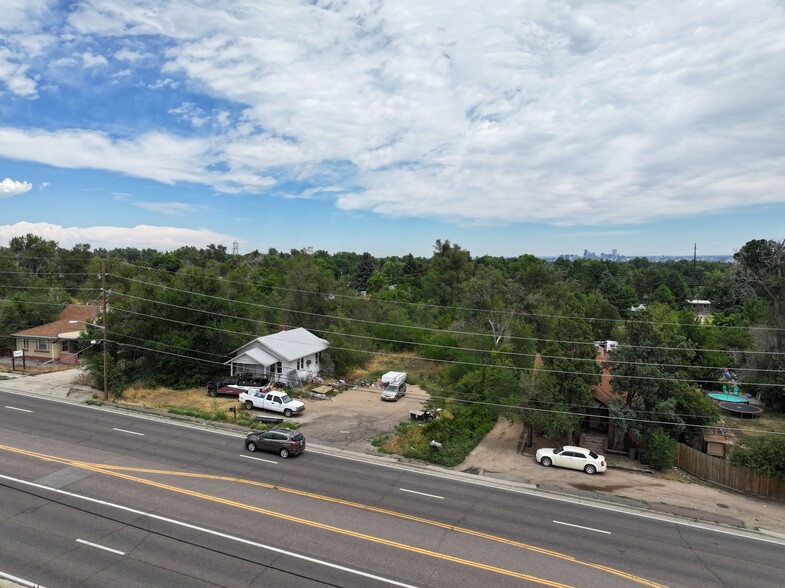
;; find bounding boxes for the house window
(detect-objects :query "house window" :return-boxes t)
[36,339,50,352]
[316,352,321,365]
[23,339,30,349]
[61,341,69,352]
[297,358,304,370]
[276,362,282,374]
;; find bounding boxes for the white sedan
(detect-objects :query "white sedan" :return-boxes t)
[535,445,607,475]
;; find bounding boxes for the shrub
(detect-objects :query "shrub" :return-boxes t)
[646,429,677,471]
[731,435,785,482]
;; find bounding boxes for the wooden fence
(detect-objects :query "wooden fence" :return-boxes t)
[676,443,785,500]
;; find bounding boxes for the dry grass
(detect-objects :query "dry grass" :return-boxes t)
[121,385,237,412]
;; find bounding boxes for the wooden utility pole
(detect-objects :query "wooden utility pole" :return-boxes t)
[102,260,109,401]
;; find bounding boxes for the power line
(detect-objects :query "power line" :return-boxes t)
[108,306,785,389]
[108,275,785,355]
[104,339,785,436]
[111,290,785,375]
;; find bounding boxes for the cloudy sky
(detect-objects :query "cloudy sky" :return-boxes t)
[1,0,784,258]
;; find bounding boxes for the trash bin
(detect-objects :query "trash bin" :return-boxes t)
[627,447,638,460]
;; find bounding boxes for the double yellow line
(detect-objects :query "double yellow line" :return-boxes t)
[1,444,666,587]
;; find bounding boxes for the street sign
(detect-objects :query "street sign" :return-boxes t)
[13,350,23,358]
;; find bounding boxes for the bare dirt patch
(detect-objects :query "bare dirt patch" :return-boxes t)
[458,418,785,533]
[119,382,431,452]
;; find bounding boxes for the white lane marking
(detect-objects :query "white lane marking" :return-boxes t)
[400,488,444,500]
[112,428,144,436]
[241,454,277,465]
[1,474,417,588]
[4,406,33,413]
[553,520,611,534]
[76,538,125,555]
[5,389,782,546]
[339,430,350,434]
[0,570,47,588]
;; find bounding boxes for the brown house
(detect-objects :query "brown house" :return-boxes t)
[12,304,100,364]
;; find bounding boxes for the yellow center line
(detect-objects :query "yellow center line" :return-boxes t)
[1,444,667,587]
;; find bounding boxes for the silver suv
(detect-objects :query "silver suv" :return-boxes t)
[381,381,406,401]
[245,428,305,458]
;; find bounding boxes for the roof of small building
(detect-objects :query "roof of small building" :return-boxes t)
[231,327,329,363]
[12,304,100,339]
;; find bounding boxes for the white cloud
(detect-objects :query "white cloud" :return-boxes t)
[4,1,785,228]
[0,127,211,186]
[169,102,209,127]
[0,221,237,251]
[0,177,33,197]
[39,182,49,190]
[0,47,38,97]
[133,201,194,216]
[82,51,108,68]
[115,47,146,62]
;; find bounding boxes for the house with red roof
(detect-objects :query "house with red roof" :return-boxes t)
[11,304,100,364]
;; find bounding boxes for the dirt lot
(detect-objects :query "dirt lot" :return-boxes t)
[121,381,430,452]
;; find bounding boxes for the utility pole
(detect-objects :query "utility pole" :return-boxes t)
[102,259,109,401]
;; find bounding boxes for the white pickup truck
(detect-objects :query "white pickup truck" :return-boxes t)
[239,390,305,417]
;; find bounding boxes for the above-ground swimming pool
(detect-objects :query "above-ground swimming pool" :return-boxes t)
[707,392,749,403]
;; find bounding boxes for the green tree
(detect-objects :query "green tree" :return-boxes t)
[422,240,473,306]
[651,284,675,306]
[527,293,600,444]
[354,252,376,291]
[731,435,785,482]
[734,238,785,410]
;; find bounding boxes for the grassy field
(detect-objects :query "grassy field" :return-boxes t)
[726,410,785,444]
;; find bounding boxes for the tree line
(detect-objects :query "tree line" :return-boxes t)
[2,233,784,465]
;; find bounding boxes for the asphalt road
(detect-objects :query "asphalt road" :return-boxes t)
[1,388,784,588]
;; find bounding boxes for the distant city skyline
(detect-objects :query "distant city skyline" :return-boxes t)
[2,2,784,258]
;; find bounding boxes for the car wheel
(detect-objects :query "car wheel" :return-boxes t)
[283,409,293,417]
[208,389,217,398]
[541,457,552,467]
[245,401,253,410]
[246,442,257,452]
[584,464,597,475]
[279,447,290,458]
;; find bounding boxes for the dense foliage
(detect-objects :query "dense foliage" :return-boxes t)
[730,435,785,482]
[3,233,784,455]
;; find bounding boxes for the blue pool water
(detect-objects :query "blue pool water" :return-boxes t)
[707,393,748,403]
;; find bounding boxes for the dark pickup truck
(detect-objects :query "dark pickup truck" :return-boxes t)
[207,374,269,397]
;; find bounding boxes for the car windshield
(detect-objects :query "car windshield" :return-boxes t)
[553,447,564,454]
[292,433,304,441]
[589,451,599,459]
[280,394,293,403]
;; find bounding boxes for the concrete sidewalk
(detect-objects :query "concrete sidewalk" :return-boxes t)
[0,367,95,401]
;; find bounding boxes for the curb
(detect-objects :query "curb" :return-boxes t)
[3,377,785,543]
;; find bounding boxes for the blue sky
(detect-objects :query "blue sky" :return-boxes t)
[1,1,784,258]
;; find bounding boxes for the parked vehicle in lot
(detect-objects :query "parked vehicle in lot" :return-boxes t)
[207,374,268,397]
[535,445,607,475]
[381,381,406,401]
[381,372,407,401]
[245,428,305,458]
[239,390,305,417]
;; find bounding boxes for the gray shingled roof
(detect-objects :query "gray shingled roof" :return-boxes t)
[231,327,329,363]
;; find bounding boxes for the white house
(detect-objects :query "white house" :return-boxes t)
[226,327,329,385]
